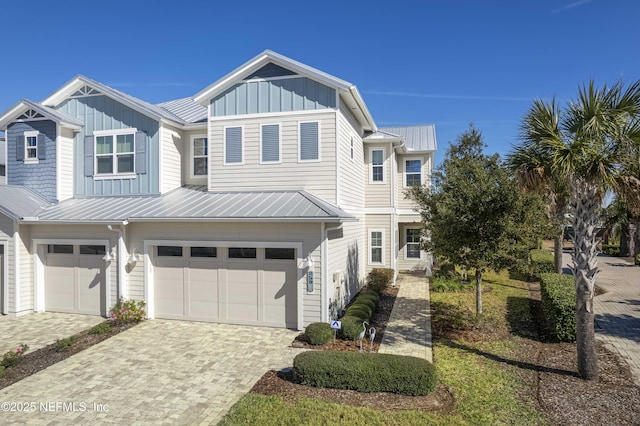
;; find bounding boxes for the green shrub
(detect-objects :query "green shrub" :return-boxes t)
[539,273,576,342]
[304,322,333,345]
[89,322,112,335]
[601,244,621,256]
[56,336,78,351]
[357,291,380,306]
[430,277,472,292]
[366,268,394,294]
[339,316,368,340]
[293,351,437,396]
[110,297,146,325]
[355,297,377,311]
[435,261,458,279]
[530,249,555,277]
[635,253,640,265]
[345,303,373,319]
[0,344,29,368]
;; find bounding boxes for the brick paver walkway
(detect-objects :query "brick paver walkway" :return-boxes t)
[0,319,300,424]
[378,272,433,362]
[564,252,640,384]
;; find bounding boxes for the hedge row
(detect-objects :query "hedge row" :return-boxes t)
[366,268,394,294]
[304,322,333,345]
[339,289,380,340]
[539,273,576,342]
[530,249,555,276]
[293,351,437,396]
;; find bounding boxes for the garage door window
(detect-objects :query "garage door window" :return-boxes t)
[228,248,256,259]
[158,246,183,257]
[190,247,217,258]
[79,245,106,255]
[265,248,295,260]
[48,244,74,254]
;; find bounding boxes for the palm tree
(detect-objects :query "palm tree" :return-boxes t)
[508,80,640,380]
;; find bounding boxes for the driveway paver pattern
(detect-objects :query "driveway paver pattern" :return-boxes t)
[0,319,300,424]
[378,272,433,362]
[0,312,104,354]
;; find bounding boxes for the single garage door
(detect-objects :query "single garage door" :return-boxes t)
[45,244,106,315]
[154,246,297,328]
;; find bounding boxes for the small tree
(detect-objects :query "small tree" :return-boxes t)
[409,125,540,315]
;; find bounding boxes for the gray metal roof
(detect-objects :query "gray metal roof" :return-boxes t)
[31,186,355,223]
[0,185,51,220]
[0,99,84,130]
[379,125,438,152]
[157,97,208,123]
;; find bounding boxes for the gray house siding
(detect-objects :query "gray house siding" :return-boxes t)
[211,77,336,117]
[56,95,160,196]
[7,120,57,202]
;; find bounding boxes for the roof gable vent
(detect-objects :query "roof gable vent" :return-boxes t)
[17,109,45,120]
[244,63,297,80]
[70,85,102,98]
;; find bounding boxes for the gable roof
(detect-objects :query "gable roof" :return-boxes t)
[0,99,84,130]
[40,75,185,126]
[157,97,208,123]
[0,185,51,220]
[379,125,437,152]
[193,50,377,131]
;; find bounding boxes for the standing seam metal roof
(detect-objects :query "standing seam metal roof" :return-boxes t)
[0,186,51,220]
[378,125,437,152]
[157,97,208,123]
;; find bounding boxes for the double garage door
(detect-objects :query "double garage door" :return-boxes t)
[44,244,106,315]
[154,245,298,328]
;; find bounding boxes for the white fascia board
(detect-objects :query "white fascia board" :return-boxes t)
[41,76,85,106]
[0,101,29,129]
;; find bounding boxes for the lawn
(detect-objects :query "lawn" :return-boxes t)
[220,271,546,425]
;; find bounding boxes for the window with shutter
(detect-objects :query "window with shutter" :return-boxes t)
[90,128,140,178]
[23,131,39,164]
[224,126,243,165]
[299,121,319,162]
[260,124,280,163]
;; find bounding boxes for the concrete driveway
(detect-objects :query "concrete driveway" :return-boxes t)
[0,319,300,424]
[0,312,104,354]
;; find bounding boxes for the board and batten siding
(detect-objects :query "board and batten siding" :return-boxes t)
[209,111,337,203]
[327,216,365,315]
[6,120,58,202]
[126,222,324,326]
[365,214,393,274]
[364,143,393,208]
[0,214,14,313]
[211,77,336,117]
[396,153,430,211]
[337,104,365,209]
[160,124,183,193]
[55,95,160,196]
[59,127,75,201]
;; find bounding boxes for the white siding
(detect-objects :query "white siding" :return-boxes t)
[397,222,430,271]
[160,124,184,193]
[208,111,337,203]
[182,128,209,186]
[364,143,393,208]
[365,214,393,274]
[16,225,32,314]
[59,128,75,201]
[397,152,430,211]
[337,105,365,209]
[0,214,14,313]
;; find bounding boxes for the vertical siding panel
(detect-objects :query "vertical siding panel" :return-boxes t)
[293,78,305,110]
[281,79,293,112]
[247,82,258,114]
[270,82,281,112]
[259,81,270,113]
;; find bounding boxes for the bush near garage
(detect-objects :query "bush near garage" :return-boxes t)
[366,268,395,294]
[539,273,576,342]
[304,322,333,345]
[337,287,382,340]
[109,297,147,325]
[293,351,437,396]
[530,249,555,277]
[338,316,369,341]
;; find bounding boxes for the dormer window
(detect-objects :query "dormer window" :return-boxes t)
[18,130,43,164]
[89,128,140,178]
[25,133,38,160]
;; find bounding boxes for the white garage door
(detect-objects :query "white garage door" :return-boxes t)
[154,246,297,328]
[0,244,4,313]
[45,244,105,315]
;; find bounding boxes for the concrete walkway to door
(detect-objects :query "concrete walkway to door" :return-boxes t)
[0,312,104,354]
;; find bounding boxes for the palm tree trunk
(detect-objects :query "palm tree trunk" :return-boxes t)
[554,230,564,273]
[475,269,483,316]
[570,179,600,381]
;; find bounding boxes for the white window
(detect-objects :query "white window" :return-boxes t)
[369,229,384,265]
[191,135,208,176]
[405,158,422,187]
[260,124,281,163]
[405,228,422,259]
[299,121,320,162]
[24,130,40,163]
[94,129,135,176]
[370,148,385,183]
[224,126,243,165]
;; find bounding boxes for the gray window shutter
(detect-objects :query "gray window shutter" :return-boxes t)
[37,133,46,160]
[261,124,279,162]
[84,135,94,176]
[225,127,242,164]
[135,131,146,174]
[16,135,25,161]
[300,122,319,161]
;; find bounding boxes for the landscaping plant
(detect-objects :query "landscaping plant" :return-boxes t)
[110,297,147,325]
[366,268,394,294]
[303,322,332,345]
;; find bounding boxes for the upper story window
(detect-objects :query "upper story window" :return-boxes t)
[26,133,38,160]
[192,135,208,176]
[18,130,43,164]
[405,159,422,186]
[299,121,319,162]
[224,126,243,165]
[261,124,281,163]
[406,228,421,259]
[95,132,134,175]
[370,148,385,183]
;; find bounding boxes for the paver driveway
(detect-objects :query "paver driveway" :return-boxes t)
[0,319,300,424]
[0,312,104,354]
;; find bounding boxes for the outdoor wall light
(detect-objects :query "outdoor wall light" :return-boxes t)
[128,249,140,264]
[102,248,115,262]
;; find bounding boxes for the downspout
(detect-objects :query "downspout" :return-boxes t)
[322,222,344,322]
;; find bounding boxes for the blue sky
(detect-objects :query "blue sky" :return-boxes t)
[0,0,638,166]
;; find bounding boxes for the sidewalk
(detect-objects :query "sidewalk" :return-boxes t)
[563,252,640,384]
[378,272,433,362]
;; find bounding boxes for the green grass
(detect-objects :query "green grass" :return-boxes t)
[220,270,546,426]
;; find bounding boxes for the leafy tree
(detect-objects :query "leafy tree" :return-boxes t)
[408,124,543,315]
[507,80,640,380]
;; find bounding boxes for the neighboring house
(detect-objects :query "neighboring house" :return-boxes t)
[0,51,436,329]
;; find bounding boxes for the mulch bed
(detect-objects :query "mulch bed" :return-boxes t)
[0,322,135,391]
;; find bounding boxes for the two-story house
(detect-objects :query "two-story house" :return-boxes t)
[0,51,436,330]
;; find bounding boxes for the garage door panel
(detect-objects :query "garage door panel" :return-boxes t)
[45,255,76,313]
[188,260,220,320]
[263,261,297,327]
[77,257,104,315]
[155,266,185,318]
[226,264,259,322]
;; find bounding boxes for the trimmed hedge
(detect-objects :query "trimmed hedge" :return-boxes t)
[601,244,621,256]
[539,273,576,342]
[293,351,437,396]
[530,249,555,276]
[337,288,382,340]
[366,268,394,294]
[339,316,368,340]
[304,322,333,345]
